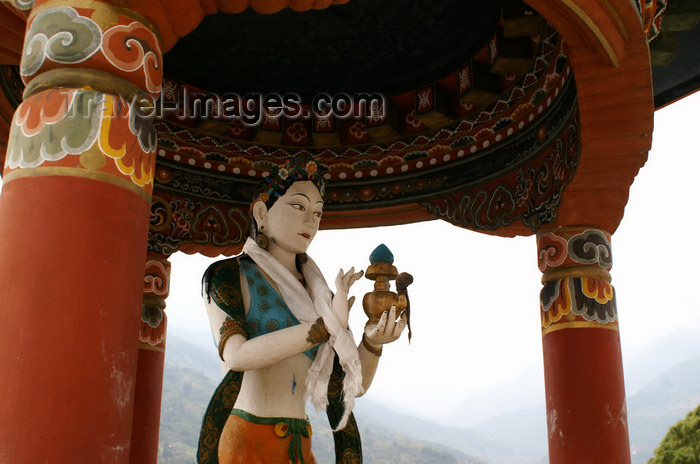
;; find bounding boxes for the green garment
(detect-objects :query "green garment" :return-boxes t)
[197,256,363,464]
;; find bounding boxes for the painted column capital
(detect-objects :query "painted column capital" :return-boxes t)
[20,1,162,98]
[4,1,163,200]
[537,227,612,277]
[536,227,617,335]
[140,253,170,351]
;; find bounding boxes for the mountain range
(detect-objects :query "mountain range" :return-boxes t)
[159,327,700,463]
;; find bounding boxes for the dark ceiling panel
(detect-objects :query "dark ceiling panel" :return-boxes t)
[164,0,501,96]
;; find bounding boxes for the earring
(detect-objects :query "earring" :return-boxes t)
[255,231,269,250]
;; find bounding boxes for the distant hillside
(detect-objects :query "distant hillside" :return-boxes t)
[309,411,484,464]
[466,356,700,464]
[164,331,221,381]
[159,329,700,464]
[159,334,221,463]
[443,328,700,430]
[159,335,482,464]
[624,329,700,395]
[351,401,536,464]
[159,365,219,463]
[628,357,700,464]
[474,406,547,460]
[446,365,546,428]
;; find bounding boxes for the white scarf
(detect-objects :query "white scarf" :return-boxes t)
[243,237,363,431]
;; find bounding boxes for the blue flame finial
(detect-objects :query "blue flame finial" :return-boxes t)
[369,244,394,264]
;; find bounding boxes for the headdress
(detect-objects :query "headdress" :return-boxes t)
[258,156,328,203]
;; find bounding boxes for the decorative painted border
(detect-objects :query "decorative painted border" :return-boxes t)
[148,190,250,257]
[537,227,617,334]
[540,276,617,330]
[21,5,162,97]
[146,77,579,256]
[537,228,613,273]
[4,88,156,192]
[150,71,579,220]
[420,78,579,233]
[140,256,170,347]
[154,22,566,181]
[144,257,170,299]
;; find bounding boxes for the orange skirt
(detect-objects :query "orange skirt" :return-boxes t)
[218,409,316,464]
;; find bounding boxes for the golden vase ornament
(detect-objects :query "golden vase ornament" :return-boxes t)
[362,244,414,340]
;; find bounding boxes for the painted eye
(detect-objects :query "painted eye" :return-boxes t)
[314,211,323,219]
[291,203,305,211]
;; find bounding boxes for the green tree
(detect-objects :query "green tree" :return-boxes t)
[649,404,700,464]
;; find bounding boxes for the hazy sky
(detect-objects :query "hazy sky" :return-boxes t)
[0,90,697,425]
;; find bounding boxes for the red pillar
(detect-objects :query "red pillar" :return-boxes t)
[0,2,162,462]
[129,255,171,464]
[537,228,630,464]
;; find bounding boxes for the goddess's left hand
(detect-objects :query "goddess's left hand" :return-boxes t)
[364,306,407,346]
[332,267,364,328]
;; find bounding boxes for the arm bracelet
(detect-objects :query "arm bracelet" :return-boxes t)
[218,324,247,361]
[361,333,383,357]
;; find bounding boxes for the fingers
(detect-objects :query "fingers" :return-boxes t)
[343,267,355,288]
[392,313,407,338]
[377,310,388,333]
[336,267,364,296]
[335,268,345,289]
[377,307,405,340]
[378,306,397,335]
[364,306,406,347]
[343,267,363,288]
[348,270,364,287]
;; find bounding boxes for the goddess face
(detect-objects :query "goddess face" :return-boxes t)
[258,180,324,255]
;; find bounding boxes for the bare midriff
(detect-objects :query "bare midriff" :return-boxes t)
[231,353,313,419]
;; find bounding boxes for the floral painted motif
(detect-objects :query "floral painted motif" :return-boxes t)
[139,308,167,346]
[6,90,102,168]
[538,227,617,332]
[286,122,307,143]
[142,302,165,329]
[540,278,572,327]
[98,95,156,186]
[140,256,170,346]
[540,277,617,328]
[581,277,614,304]
[148,192,250,257]
[5,89,155,190]
[422,99,579,233]
[348,121,367,139]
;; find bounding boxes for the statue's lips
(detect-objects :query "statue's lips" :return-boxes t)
[298,233,311,239]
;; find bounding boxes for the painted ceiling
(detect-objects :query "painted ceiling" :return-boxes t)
[0,0,692,255]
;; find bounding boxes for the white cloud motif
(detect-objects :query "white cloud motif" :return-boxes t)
[21,6,102,77]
